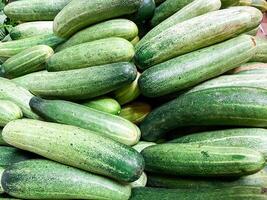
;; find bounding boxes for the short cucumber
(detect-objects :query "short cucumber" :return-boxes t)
[1,45,54,78]
[10,21,53,40]
[53,0,141,38]
[14,62,137,100]
[229,62,267,74]
[135,7,262,69]
[133,141,156,153]
[29,97,141,146]
[130,172,147,188]
[2,159,131,200]
[2,119,145,182]
[250,37,267,62]
[0,100,22,127]
[4,0,72,22]
[56,19,138,51]
[140,87,267,141]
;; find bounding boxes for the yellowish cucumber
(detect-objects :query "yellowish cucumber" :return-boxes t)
[0,100,22,127]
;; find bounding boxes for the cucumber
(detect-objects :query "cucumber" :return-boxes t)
[142,143,265,177]
[83,96,121,115]
[0,78,40,119]
[246,26,259,36]
[229,62,267,74]
[10,21,53,40]
[14,62,137,100]
[135,7,262,69]
[133,141,156,153]
[56,19,138,51]
[29,97,141,146]
[250,37,267,62]
[0,131,8,146]
[53,0,141,38]
[4,0,72,22]
[140,87,267,141]
[221,0,267,11]
[131,36,140,46]
[0,100,22,127]
[139,35,256,97]
[1,45,54,78]
[2,119,145,182]
[130,172,147,188]
[0,167,4,194]
[2,159,131,200]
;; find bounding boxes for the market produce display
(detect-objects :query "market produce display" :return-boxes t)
[0,0,267,199]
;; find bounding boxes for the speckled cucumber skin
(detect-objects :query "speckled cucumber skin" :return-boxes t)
[53,0,141,38]
[29,97,141,146]
[4,0,72,22]
[139,35,256,97]
[47,37,135,71]
[140,87,267,141]
[2,159,131,200]
[1,45,54,78]
[135,7,262,69]
[14,62,137,100]
[56,19,138,51]
[0,100,22,127]
[250,37,267,62]
[2,119,145,182]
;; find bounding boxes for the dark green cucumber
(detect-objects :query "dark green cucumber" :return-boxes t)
[140,87,267,141]
[2,159,131,200]
[2,119,145,182]
[47,37,135,71]
[14,62,137,100]
[135,7,262,69]
[29,97,141,146]
[250,37,267,62]
[139,35,256,97]
[0,100,22,127]
[142,143,265,177]
[229,62,267,74]
[53,0,141,38]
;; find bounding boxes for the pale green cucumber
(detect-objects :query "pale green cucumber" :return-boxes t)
[250,37,267,62]
[0,167,4,194]
[229,62,267,74]
[2,119,145,182]
[0,130,8,146]
[0,100,22,127]
[221,0,267,11]
[131,36,140,46]
[14,62,137,100]
[246,26,259,36]
[130,172,147,188]
[133,141,156,153]
[47,37,135,71]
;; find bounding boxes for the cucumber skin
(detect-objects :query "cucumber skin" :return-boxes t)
[47,37,135,71]
[140,87,267,142]
[139,35,256,97]
[0,100,22,127]
[135,7,262,69]
[250,37,267,62]
[0,131,8,146]
[2,119,145,182]
[29,97,141,146]
[2,45,54,78]
[2,159,131,200]
[14,62,137,100]
[130,172,147,188]
[229,62,267,74]
[53,0,141,38]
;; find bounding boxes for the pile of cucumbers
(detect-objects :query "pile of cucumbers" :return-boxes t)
[0,0,266,199]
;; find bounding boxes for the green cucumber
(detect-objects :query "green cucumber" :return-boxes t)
[47,37,135,71]
[130,172,147,188]
[2,119,145,182]
[2,159,131,200]
[53,0,141,38]
[142,143,265,177]
[56,19,138,51]
[14,62,137,100]
[140,87,267,141]
[29,97,141,146]
[0,100,22,127]
[131,36,140,46]
[4,0,72,22]
[250,37,267,62]
[83,96,121,115]
[139,35,256,97]
[0,167,4,194]
[0,130,8,146]
[10,21,53,40]
[0,78,40,119]
[221,0,267,11]
[135,7,262,69]
[133,141,156,153]
[229,62,267,74]
[1,45,54,78]
[246,26,259,36]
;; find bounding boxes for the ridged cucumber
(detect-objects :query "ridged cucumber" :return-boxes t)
[135,7,262,69]
[140,87,267,141]
[1,45,54,78]
[0,100,22,127]
[56,19,138,51]
[2,159,131,200]
[250,37,267,62]
[4,0,72,21]
[53,0,141,38]
[10,21,53,40]
[14,62,137,100]
[2,119,145,182]
[139,35,256,97]
[29,97,141,146]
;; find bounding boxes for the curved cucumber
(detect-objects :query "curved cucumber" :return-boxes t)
[1,45,54,78]
[29,97,141,146]
[14,62,137,100]
[2,159,131,200]
[0,100,22,127]
[250,37,267,62]
[53,0,141,38]
[2,119,145,182]
[131,36,140,46]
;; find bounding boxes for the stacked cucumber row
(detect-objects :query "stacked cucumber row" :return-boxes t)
[0,0,266,199]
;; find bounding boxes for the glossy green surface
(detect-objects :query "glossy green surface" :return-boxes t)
[0,100,22,127]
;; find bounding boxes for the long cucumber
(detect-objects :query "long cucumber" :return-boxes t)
[250,37,267,62]
[229,62,267,74]
[0,100,22,127]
